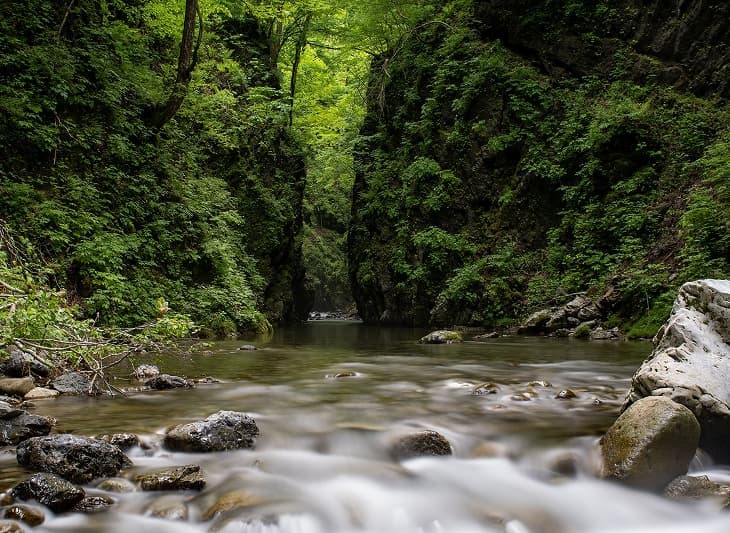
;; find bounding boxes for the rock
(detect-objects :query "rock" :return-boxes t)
[202,491,268,520]
[71,495,114,513]
[0,521,24,532]
[333,371,356,378]
[51,372,95,395]
[23,388,59,400]
[11,473,85,512]
[555,389,577,400]
[238,345,257,351]
[664,475,730,507]
[0,351,49,378]
[95,478,137,493]
[624,280,730,461]
[146,374,192,390]
[545,309,568,330]
[527,380,551,388]
[164,411,259,452]
[510,393,532,402]
[95,433,140,450]
[589,327,624,341]
[564,295,600,321]
[0,378,35,397]
[473,383,499,395]
[418,331,462,344]
[0,412,54,445]
[600,396,700,491]
[473,332,499,340]
[2,505,45,527]
[16,434,132,483]
[518,309,553,333]
[135,465,206,491]
[0,402,24,419]
[388,430,452,460]
[130,365,159,380]
[146,496,188,521]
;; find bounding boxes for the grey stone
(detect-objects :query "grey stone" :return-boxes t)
[238,345,257,351]
[16,434,132,483]
[624,279,730,461]
[0,412,54,445]
[164,411,259,452]
[664,475,730,507]
[601,396,700,491]
[52,372,95,395]
[95,477,137,493]
[0,378,35,397]
[589,327,624,341]
[95,433,140,450]
[11,473,85,513]
[71,495,114,513]
[131,365,159,380]
[23,387,59,400]
[0,351,50,378]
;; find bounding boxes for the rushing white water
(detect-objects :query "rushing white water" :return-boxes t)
[12,323,730,532]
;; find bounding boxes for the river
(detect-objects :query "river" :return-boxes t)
[5,322,730,532]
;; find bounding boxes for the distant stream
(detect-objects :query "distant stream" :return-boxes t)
[5,322,730,532]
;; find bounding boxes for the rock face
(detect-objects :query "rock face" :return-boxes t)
[11,473,85,512]
[163,411,259,452]
[624,279,730,461]
[16,434,132,483]
[0,410,54,445]
[600,396,700,491]
[388,430,453,461]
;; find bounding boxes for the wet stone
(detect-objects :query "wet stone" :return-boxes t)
[333,371,356,378]
[135,464,206,491]
[96,433,140,450]
[2,505,45,527]
[146,497,188,521]
[527,380,551,388]
[71,495,114,513]
[510,393,532,402]
[146,374,192,390]
[23,388,59,400]
[418,330,463,344]
[555,389,577,400]
[473,383,499,395]
[16,434,132,484]
[11,473,85,513]
[238,345,257,351]
[203,491,268,520]
[0,412,54,446]
[389,430,452,461]
[164,411,259,453]
[664,475,730,507]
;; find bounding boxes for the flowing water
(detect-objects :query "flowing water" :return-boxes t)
[5,322,730,532]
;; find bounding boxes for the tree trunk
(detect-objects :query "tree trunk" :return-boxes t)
[148,0,202,130]
[288,13,311,127]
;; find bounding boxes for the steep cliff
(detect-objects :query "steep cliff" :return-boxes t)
[0,2,308,333]
[349,0,729,331]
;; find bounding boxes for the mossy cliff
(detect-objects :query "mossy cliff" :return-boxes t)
[348,0,730,332]
[0,2,308,334]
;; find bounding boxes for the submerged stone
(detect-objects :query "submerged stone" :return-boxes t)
[146,374,192,390]
[2,504,45,527]
[135,464,206,491]
[389,430,452,461]
[418,331,463,344]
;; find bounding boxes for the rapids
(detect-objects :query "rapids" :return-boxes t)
[6,322,730,533]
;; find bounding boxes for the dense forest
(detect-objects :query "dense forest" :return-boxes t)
[1,0,728,353]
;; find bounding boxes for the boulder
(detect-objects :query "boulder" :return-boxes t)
[11,473,85,513]
[624,279,730,461]
[23,387,59,400]
[16,434,132,483]
[0,411,54,445]
[0,351,50,378]
[2,504,45,527]
[131,365,160,381]
[600,396,700,491]
[418,331,462,344]
[0,378,35,397]
[135,464,206,491]
[163,411,259,452]
[388,430,452,461]
[51,372,95,395]
[146,374,191,390]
